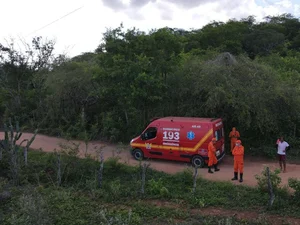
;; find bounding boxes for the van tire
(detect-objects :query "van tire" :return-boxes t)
[133,149,144,161]
[191,155,204,168]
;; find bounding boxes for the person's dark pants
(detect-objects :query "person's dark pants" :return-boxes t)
[278,154,286,172]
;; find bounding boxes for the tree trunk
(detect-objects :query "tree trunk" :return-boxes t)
[124,109,129,126]
[81,105,86,127]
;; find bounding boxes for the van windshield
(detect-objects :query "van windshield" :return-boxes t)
[143,127,157,140]
[214,127,224,141]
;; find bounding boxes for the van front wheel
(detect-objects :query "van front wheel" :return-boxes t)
[133,149,144,161]
[192,155,204,168]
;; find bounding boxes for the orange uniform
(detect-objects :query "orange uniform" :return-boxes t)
[232,145,244,173]
[207,138,220,173]
[208,141,217,167]
[229,127,240,151]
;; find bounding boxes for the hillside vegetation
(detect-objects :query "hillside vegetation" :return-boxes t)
[1,14,300,151]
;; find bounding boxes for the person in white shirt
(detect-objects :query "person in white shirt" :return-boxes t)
[276,136,290,173]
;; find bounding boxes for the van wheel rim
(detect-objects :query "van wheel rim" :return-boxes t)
[194,158,202,166]
[135,152,141,159]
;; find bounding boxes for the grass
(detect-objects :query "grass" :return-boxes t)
[0,150,300,224]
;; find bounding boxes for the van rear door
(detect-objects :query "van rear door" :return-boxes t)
[213,121,225,157]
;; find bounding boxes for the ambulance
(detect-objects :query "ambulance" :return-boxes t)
[130,117,225,167]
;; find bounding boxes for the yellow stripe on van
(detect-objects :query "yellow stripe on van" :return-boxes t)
[193,128,213,151]
[131,128,213,153]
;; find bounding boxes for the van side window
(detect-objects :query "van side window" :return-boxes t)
[215,131,219,141]
[143,127,157,140]
[215,128,223,141]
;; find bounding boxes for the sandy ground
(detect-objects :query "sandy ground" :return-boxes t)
[1,132,300,187]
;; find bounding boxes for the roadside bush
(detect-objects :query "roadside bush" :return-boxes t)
[92,209,141,225]
[288,178,300,199]
[255,167,282,192]
[173,168,194,187]
[147,178,170,198]
[248,146,277,159]
[8,188,52,225]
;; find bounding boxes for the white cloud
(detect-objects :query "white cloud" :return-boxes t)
[275,0,293,8]
[0,0,299,57]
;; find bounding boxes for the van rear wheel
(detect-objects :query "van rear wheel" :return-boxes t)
[133,149,144,160]
[192,155,204,168]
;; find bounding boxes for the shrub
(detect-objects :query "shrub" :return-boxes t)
[92,209,141,225]
[147,178,169,197]
[8,188,52,225]
[288,178,300,199]
[255,167,282,192]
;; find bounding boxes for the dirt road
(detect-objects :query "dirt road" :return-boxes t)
[1,132,299,187]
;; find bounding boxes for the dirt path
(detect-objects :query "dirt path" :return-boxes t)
[1,132,300,187]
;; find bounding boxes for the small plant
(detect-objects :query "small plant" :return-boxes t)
[255,166,282,192]
[288,178,300,199]
[106,156,122,170]
[160,186,170,198]
[189,196,206,207]
[1,119,37,185]
[147,178,163,195]
[109,179,121,200]
[93,208,140,225]
[53,141,80,186]
[147,178,169,197]
[58,141,80,157]
[9,189,52,225]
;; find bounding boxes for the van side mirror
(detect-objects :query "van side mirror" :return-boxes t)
[141,134,145,140]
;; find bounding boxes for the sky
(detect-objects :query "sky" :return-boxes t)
[1,0,300,58]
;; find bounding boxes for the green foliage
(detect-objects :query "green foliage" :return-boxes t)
[1,151,300,224]
[147,178,170,198]
[8,189,52,225]
[288,178,300,199]
[2,14,300,148]
[247,146,278,159]
[255,167,282,192]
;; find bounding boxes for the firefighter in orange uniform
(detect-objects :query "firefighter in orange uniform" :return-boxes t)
[231,140,244,182]
[229,127,240,152]
[208,138,220,173]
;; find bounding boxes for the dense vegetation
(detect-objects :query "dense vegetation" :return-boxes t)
[1,13,300,150]
[1,148,300,225]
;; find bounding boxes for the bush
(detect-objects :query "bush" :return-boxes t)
[92,209,141,225]
[147,178,169,198]
[248,146,277,159]
[288,178,300,199]
[8,188,52,225]
[255,167,282,192]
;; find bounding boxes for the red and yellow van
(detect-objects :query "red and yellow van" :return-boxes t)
[130,117,225,167]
